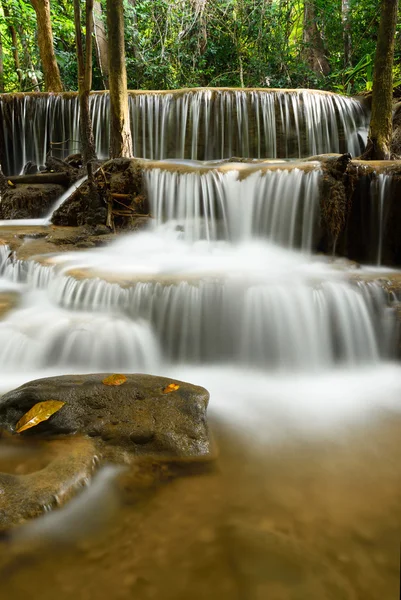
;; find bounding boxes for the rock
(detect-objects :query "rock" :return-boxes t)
[0,374,211,458]
[93,224,111,236]
[0,291,20,319]
[0,374,211,530]
[22,161,39,175]
[51,158,148,229]
[0,436,97,529]
[0,184,65,219]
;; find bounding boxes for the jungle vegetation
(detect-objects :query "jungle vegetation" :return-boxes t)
[0,0,398,95]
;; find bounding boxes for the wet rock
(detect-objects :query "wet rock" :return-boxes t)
[22,161,39,175]
[0,291,20,319]
[0,436,97,529]
[93,224,111,236]
[0,184,65,219]
[52,158,148,229]
[0,374,211,458]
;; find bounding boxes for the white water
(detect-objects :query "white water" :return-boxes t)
[145,163,321,248]
[373,173,392,266]
[0,225,396,376]
[0,89,368,174]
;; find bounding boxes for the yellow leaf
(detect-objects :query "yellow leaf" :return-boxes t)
[102,374,127,386]
[7,180,15,187]
[162,383,180,394]
[16,401,65,433]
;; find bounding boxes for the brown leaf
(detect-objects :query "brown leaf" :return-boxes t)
[16,401,65,434]
[162,383,180,394]
[102,374,127,386]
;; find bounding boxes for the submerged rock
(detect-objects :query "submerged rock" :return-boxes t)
[0,374,211,458]
[0,436,97,529]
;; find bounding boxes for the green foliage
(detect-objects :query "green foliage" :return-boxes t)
[0,0,399,94]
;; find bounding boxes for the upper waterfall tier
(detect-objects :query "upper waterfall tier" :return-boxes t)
[0,89,368,174]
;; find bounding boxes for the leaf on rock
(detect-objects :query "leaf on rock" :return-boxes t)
[16,401,65,433]
[162,383,180,394]
[102,374,127,386]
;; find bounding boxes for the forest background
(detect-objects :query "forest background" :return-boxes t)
[0,0,397,96]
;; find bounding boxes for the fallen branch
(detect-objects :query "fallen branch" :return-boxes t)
[8,173,70,186]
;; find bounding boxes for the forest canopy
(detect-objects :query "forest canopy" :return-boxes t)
[0,0,399,95]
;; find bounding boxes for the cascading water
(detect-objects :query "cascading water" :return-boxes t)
[1,94,401,598]
[0,223,395,378]
[0,89,369,174]
[373,173,392,266]
[145,162,321,248]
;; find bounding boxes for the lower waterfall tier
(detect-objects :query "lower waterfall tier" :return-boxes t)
[0,234,396,373]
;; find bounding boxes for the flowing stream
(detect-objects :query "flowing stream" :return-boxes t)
[0,90,400,599]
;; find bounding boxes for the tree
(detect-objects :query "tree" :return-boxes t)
[303,0,330,76]
[1,0,22,87]
[363,0,399,160]
[93,0,109,89]
[17,21,40,91]
[341,0,351,67]
[0,31,4,92]
[73,0,96,164]
[106,0,132,158]
[30,0,63,92]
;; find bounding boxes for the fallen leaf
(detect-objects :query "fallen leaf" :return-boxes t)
[7,180,15,187]
[102,374,127,386]
[162,383,180,394]
[16,401,65,433]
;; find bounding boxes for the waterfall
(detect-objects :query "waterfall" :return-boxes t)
[0,230,394,374]
[145,163,321,248]
[373,173,392,266]
[0,89,368,174]
[38,270,390,370]
[0,292,160,372]
[1,82,401,592]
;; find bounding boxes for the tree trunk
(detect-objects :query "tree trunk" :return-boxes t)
[0,33,5,94]
[341,0,351,67]
[30,0,63,92]
[73,0,97,165]
[0,32,5,93]
[128,0,139,60]
[106,0,133,158]
[363,0,399,160]
[2,1,22,87]
[93,0,109,89]
[18,26,40,91]
[303,0,330,76]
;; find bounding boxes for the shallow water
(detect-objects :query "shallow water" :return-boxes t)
[1,365,401,599]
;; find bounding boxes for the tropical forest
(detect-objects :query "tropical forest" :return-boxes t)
[0,1,400,599]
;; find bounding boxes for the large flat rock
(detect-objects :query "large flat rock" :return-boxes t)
[0,374,210,458]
